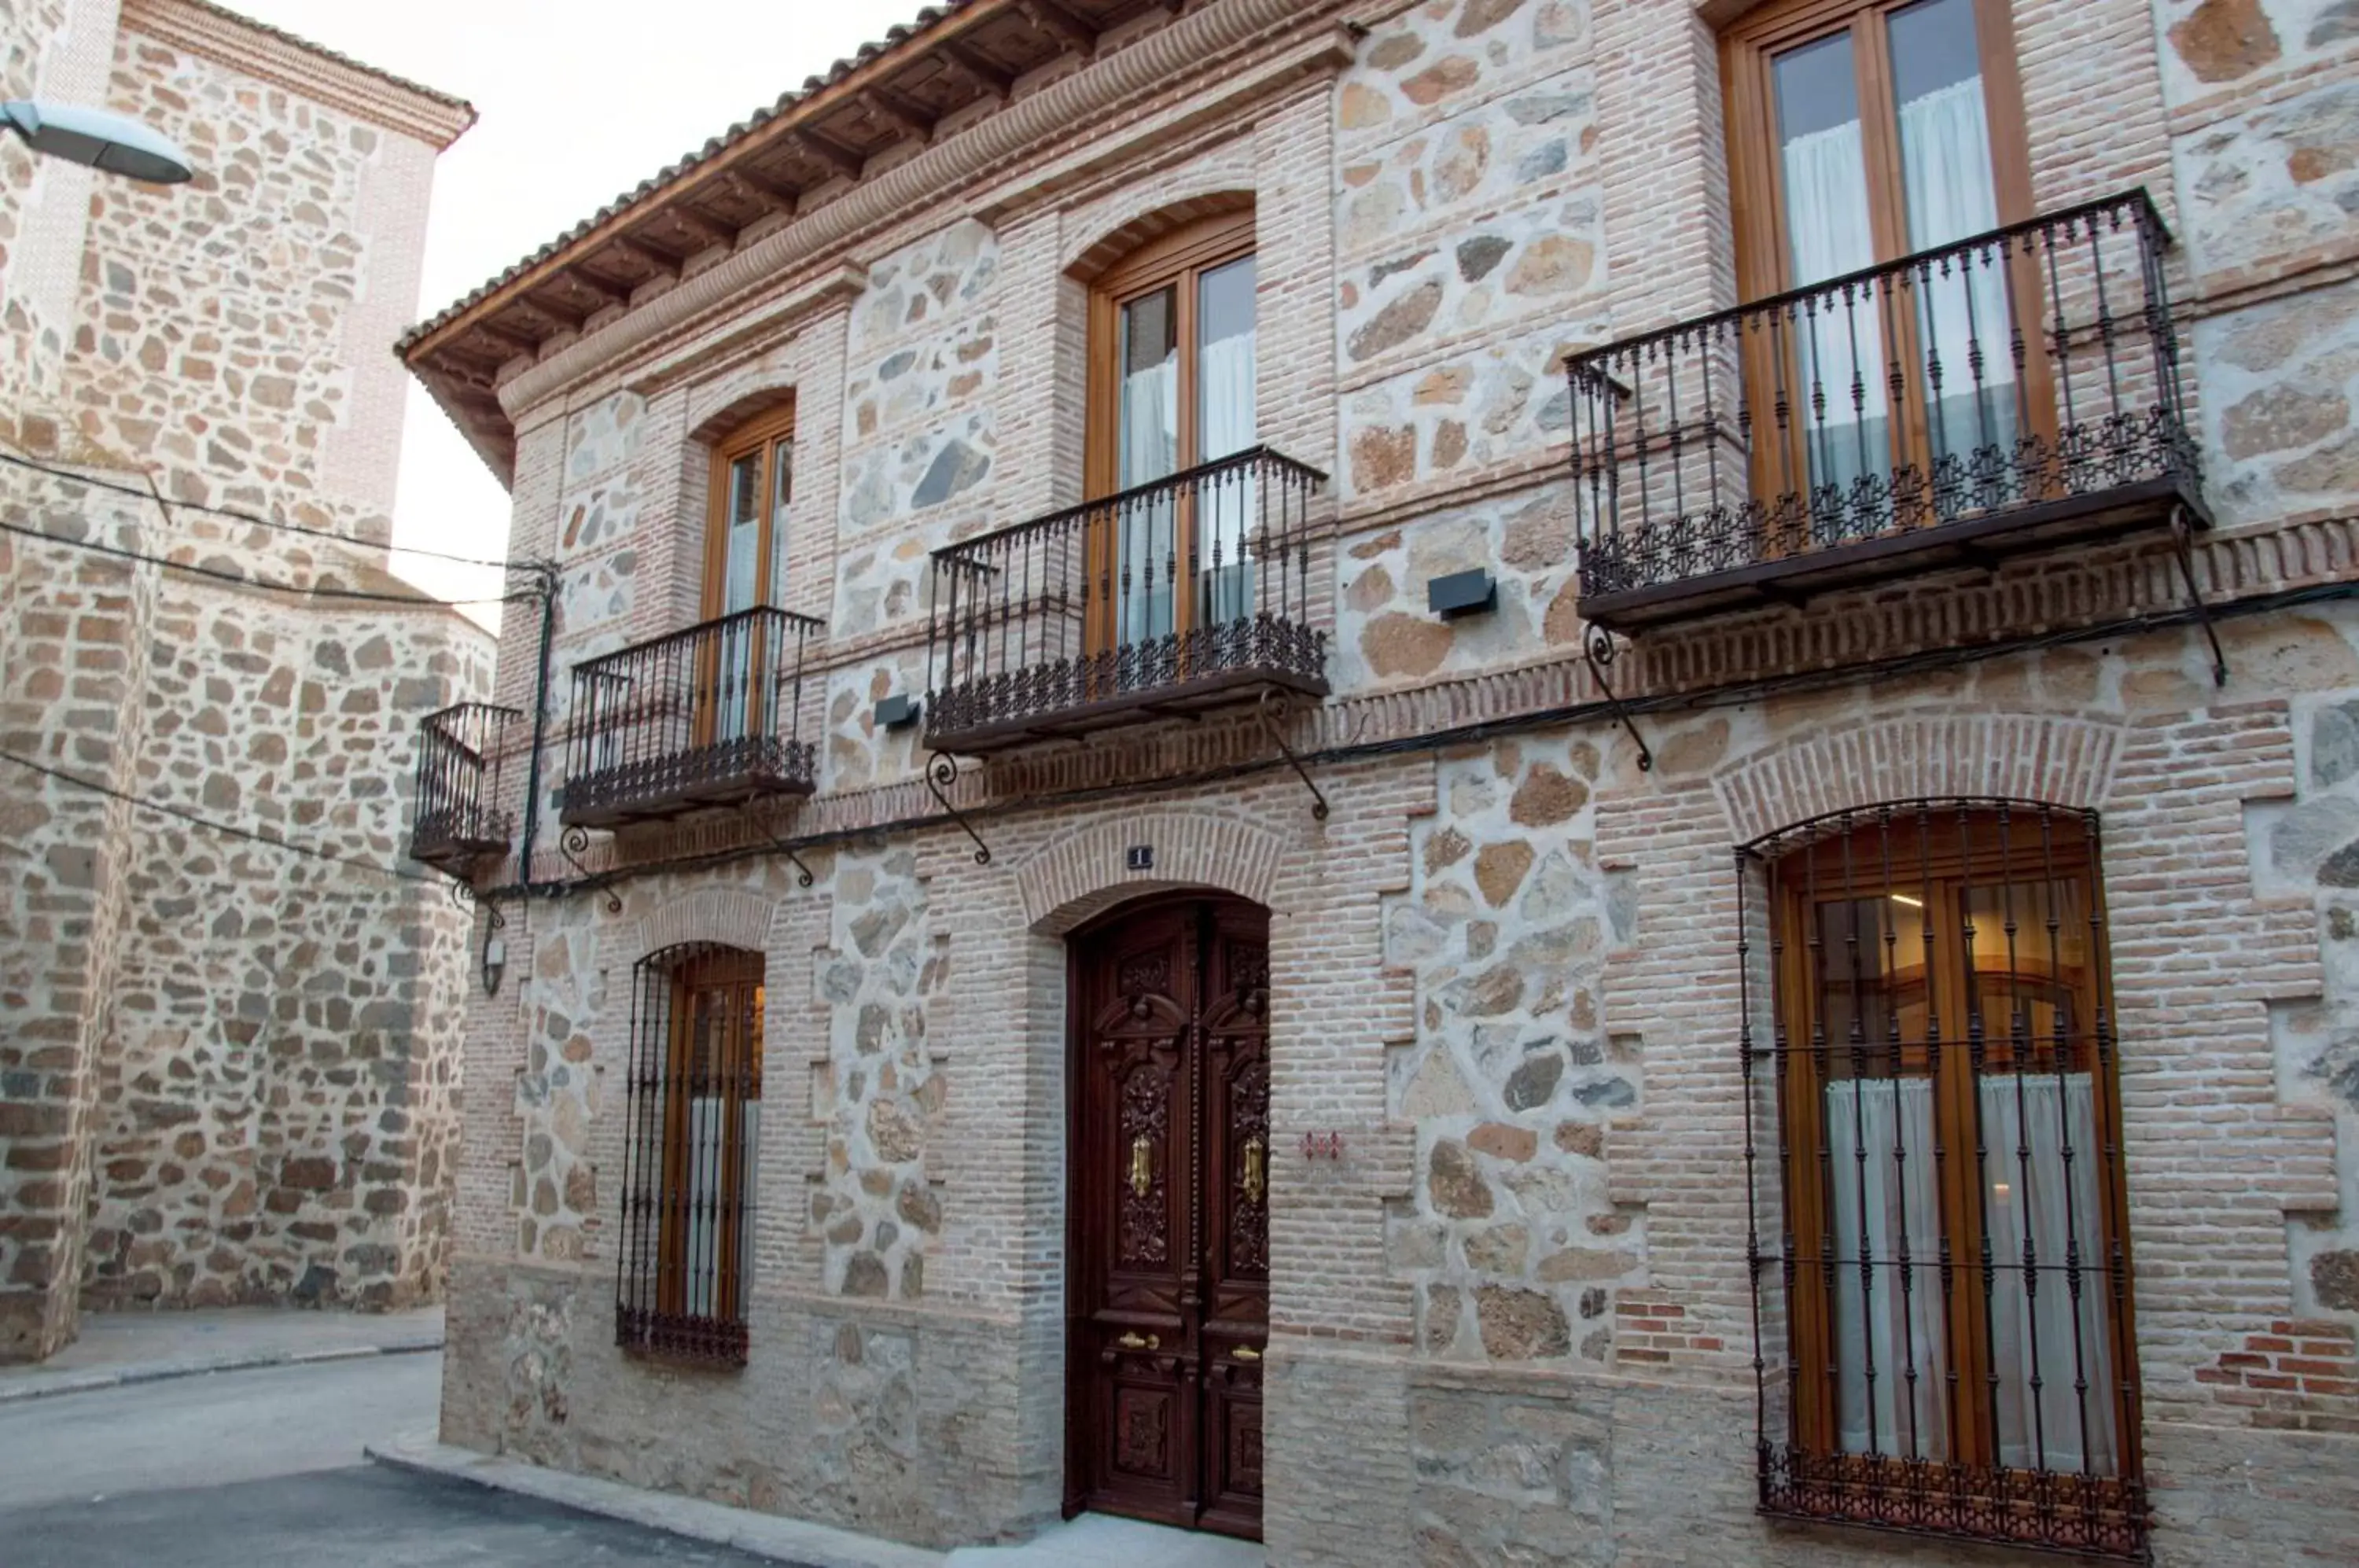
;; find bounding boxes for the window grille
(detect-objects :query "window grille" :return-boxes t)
[1737,801,2144,1557]
[616,943,764,1366]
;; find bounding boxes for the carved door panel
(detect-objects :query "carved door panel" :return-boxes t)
[1070,897,1268,1540]
[1196,904,1270,1537]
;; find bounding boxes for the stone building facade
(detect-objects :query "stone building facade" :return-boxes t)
[0,0,491,1362]
[404,0,2359,1561]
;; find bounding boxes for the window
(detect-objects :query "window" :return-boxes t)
[701,403,796,742]
[705,402,796,619]
[1723,0,2049,527]
[1086,210,1258,651]
[616,944,765,1366]
[1742,803,2144,1556]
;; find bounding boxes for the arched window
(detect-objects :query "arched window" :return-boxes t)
[616,943,765,1366]
[1084,208,1257,651]
[1742,801,2142,1555]
[704,400,796,620]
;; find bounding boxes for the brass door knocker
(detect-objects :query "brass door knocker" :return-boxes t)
[1242,1135,1266,1204]
[1128,1134,1154,1198]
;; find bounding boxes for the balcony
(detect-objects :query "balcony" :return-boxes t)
[561,606,823,829]
[922,447,1328,755]
[1568,190,2203,634]
[409,702,521,870]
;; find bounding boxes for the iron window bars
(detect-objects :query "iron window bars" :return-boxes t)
[1738,801,2144,1559]
[1568,190,2201,631]
[561,605,823,828]
[616,943,765,1367]
[409,701,521,869]
[922,446,1328,753]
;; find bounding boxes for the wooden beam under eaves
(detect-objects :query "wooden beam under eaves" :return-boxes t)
[940,38,1014,98]
[861,86,936,145]
[471,319,543,358]
[605,234,681,280]
[664,203,736,251]
[522,293,587,331]
[564,267,630,306]
[790,128,867,182]
[722,167,800,214]
[1020,0,1097,57]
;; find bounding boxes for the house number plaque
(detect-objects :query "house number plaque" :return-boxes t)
[1126,845,1154,871]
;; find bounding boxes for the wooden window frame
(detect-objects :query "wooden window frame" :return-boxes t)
[1720,0,2054,508]
[617,942,765,1366]
[1764,808,2142,1511]
[701,399,798,623]
[1082,210,1257,653]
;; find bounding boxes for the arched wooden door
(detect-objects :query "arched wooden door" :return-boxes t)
[1065,894,1269,1540]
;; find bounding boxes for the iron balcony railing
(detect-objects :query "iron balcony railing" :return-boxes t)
[922,446,1328,753]
[1568,190,2202,631]
[408,701,521,869]
[561,606,823,829]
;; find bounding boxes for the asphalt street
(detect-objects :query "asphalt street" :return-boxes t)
[0,1353,777,1566]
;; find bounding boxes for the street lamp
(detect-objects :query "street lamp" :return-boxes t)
[2,98,192,184]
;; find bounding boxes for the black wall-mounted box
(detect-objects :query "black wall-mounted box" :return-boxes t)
[1427,567,1497,619]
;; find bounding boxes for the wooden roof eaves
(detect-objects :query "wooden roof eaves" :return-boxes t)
[396,0,1022,366]
[483,7,1356,428]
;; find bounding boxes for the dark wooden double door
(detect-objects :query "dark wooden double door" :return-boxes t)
[1067,896,1269,1540]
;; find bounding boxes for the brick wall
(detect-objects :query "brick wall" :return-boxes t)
[429,0,2359,1561]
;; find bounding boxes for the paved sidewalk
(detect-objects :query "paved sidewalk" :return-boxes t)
[0,1304,442,1404]
[367,1436,1262,1568]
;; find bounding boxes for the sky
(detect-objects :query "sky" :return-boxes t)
[223,1,933,617]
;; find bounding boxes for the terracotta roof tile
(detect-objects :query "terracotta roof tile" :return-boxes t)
[396,2,970,358]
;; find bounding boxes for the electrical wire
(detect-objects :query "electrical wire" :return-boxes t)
[0,512,541,609]
[0,448,517,570]
[0,748,438,885]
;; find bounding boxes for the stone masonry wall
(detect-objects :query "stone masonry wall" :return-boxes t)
[0,3,484,1353]
[429,0,2359,1561]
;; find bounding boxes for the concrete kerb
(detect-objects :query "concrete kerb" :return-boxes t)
[364,1435,948,1568]
[0,1334,444,1404]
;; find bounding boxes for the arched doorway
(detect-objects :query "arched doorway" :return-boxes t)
[1064,893,1268,1540]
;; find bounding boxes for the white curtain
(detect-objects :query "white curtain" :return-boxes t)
[683,1099,760,1320]
[1117,357,1179,646]
[1900,78,2016,469]
[1198,329,1258,626]
[1783,120,1886,531]
[1824,1077,1951,1460]
[1980,1073,2118,1477]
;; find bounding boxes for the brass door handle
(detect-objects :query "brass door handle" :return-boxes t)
[1242,1134,1266,1204]
[1231,1346,1261,1363]
[1116,1331,1161,1351]
[1128,1135,1153,1198]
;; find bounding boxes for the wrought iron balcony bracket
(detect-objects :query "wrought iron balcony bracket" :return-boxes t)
[1581,624,1654,773]
[926,752,993,866]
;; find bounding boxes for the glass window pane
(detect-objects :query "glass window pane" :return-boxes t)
[1889,0,2014,462]
[1963,878,2092,1073]
[769,437,793,605]
[1116,285,1180,645]
[1772,31,1886,518]
[723,453,761,613]
[1813,893,1932,1078]
[1118,285,1179,488]
[1772,28,1871,289]
[1196,255,1257,462]
[1197,255,1258,621]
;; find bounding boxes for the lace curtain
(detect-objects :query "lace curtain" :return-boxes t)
[1824,1073,2118,1475]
